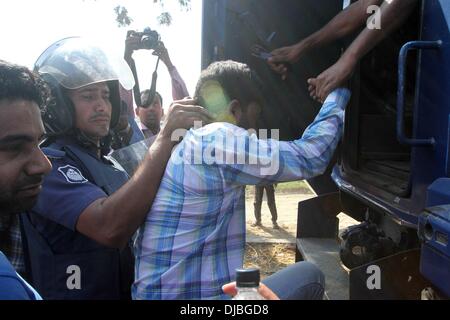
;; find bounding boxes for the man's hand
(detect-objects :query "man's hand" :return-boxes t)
[268,42,306,80]
[124,32,141,60]
[152,42,174,70]
[160,98,213,143]
[307,55,355,103]
[222,282,280,300]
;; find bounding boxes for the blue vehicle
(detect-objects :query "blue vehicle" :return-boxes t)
[202,0,450,299]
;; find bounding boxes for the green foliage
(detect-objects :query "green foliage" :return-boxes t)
[114,6,133,27]
[111,0,191,27]
[157,12,172,26]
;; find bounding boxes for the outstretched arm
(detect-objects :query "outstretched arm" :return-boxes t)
[308,0,418,102]
[211,88,351,186]
[268,0,383,79]
[154,42,190,100]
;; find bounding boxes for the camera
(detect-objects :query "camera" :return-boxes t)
[129,27,161,50]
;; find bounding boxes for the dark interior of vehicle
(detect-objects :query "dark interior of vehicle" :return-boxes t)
[202,0,343,140]
[202,0,421,197]
[342,3,421,197]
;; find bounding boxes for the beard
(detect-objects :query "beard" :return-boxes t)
[0,192,40,214]
[0,175,43,214]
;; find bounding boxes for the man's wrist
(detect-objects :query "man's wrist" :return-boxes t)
[124,50,134,60]
[153,135,177,155]
[157,127,176,146]
[340,49,359,69]
[123,52,133,61]
[165,61,175,71]
[297,38,311,53]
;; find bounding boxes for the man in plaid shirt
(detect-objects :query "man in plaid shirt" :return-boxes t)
[133,60,351,300]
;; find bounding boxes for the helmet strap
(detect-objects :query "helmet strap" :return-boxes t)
[71,129,112,158]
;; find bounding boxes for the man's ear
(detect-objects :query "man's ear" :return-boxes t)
[135,107,140,116]
[229,99,242,123]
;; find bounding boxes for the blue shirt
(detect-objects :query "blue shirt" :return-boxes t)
[133,88,351,300]
[0,251,41,300]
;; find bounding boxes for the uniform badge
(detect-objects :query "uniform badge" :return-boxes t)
[58,165,88,184]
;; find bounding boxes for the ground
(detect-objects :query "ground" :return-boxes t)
[244,243,296,279]
[243,181,358,279]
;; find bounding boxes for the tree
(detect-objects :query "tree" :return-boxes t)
[114,0,191,27]
[115,6,133,27]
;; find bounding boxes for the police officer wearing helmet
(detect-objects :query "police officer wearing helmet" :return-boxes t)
[21,37,212,300]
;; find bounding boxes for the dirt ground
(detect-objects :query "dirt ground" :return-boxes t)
[244,243,297,279]
[243,186,358,279]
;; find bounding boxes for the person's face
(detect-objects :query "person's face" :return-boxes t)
[0,99,52,214]
[137,96,163,130]
[68,82,112,141]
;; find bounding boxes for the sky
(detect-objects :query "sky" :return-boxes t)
[0,0,203,111]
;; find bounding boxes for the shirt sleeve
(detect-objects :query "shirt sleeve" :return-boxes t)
[169,66,189,100]
[32,160,107,231]
[218,88,351,185]
[0,253,37,300]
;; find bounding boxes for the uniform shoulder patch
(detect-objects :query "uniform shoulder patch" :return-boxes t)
[57,165,88,184]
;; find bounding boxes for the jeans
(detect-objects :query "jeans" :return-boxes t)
[262,261,325,300]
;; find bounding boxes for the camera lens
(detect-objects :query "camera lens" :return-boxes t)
[141,30,159,50]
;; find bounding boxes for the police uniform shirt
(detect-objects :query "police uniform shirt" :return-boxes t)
[24,138,134,300]
[29,144,107,252]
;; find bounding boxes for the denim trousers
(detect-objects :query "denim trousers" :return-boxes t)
[262,261,325,300]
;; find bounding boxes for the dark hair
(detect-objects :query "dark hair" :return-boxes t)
[0,59,49,110]
[194,60,264,110]
[140,90,162,107]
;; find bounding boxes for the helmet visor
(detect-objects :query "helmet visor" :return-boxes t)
[35,37,135,90]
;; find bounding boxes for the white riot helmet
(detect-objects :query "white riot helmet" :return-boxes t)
[34,37,135,135]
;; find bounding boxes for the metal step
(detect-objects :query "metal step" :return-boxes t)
[296,238,349,300]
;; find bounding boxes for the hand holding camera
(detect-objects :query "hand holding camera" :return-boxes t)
[124,27,163,109]
[125,27,161,59]
[152,42,174,70]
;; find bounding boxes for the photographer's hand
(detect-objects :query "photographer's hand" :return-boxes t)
[153,42,174,71]
[124,32,140,60]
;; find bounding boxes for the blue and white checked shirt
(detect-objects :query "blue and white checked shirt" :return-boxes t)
[133,88,351,300]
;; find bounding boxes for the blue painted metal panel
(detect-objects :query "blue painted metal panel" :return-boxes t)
[416,0,450,294]
[426,178,450,207]
[409,0,450,213]
[420,246,450,296]
[418,204,450,296]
